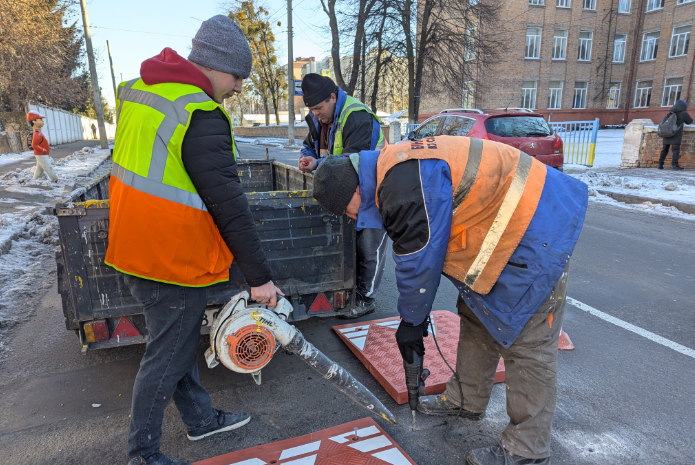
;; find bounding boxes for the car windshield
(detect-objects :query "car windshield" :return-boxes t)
[484,116,552,137]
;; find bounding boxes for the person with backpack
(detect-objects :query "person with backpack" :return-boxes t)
[658,99,692,170]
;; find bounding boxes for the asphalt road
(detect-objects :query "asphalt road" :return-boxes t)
[0,193,694,464]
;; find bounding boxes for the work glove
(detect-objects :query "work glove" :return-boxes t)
[395,319,429,364]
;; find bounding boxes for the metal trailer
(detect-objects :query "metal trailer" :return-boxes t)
[54,160,356,353]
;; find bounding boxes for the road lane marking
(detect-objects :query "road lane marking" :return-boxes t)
[567,297,695,359]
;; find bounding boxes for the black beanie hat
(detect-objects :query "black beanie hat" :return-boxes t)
[302,73,338,107]
[312,156,359,216]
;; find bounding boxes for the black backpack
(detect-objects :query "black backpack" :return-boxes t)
[658,112,682,138]
[26,132,33,150]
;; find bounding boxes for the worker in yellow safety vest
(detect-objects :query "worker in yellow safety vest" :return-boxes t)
[297,73,388,319]
[107,15,282,465]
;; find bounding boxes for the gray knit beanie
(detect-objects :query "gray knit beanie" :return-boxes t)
[188,15,252,78]
[312,157,359,216]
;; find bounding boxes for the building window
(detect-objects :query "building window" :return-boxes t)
[553,30,568,59]
[583,0,596,9]
[677,0,695,4]
[634,80,652,108]
[607,83,621,108]
[462,81,476,107]
[578,31,593,61]
[548,81,563,109]
[526,27,542,58]
[640,31,659,61]
[646,0,663,11]
[529,0,544,4]
[613,34,627,62]
[618,0,631,12]
[573,82,588,109]
[669,25,691,57]
[662,77,683,106]
[558,0,571,6]
[521,81,538,109]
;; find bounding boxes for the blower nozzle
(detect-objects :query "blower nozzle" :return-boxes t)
[205,292,396,424]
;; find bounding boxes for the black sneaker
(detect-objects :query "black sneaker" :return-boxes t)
[127,452,191,465]
[466,446,549,465]
[187,410,251,441]
[657,164,664,169]
[417,394,485,420]
[672,165,684,170]
[338,299,376,319]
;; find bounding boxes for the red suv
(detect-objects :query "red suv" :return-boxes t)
[405,108,564,171]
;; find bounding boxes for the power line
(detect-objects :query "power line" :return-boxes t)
[91,25,192,38]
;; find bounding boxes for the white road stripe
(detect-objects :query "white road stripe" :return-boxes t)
[567,297,695,359]
[348,435,392,453]
[278,440,321,460]
[329,425,380,444]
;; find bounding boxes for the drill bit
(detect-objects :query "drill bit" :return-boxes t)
[411,410,416,432]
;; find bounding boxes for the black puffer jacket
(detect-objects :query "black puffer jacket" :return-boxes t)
[181,108,272,287]
[663,100,693,145]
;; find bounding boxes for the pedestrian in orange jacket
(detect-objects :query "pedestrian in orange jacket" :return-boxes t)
[26,111,58,182]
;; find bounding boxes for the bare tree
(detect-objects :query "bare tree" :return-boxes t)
[319,0,378,96]
[390,0,502,122]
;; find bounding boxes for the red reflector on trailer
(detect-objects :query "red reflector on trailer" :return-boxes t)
[84,320,109,342]
[309,292,332,312]
[334,291,347,309]
[111,317,141,339]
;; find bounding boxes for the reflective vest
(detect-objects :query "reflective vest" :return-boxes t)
[332,94,385,155]
[376,135,548,294]
[105,78,235,287]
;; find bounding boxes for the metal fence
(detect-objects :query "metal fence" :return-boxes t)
[27,103,116,146]
[549,118,599,166]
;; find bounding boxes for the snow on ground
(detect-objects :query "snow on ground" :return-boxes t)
[588,190,695,222]
[0,150,34,167]
[573,171,695,206]
[235,136,302,149]
[568,129,625,170]
[0,146,111,350]
[0,146,111,192]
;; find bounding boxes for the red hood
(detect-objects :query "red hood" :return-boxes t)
[140,48,214,98]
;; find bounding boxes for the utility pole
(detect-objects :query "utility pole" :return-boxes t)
[106,40,118,121]
[79,0,108,149]
[287,0,295,145]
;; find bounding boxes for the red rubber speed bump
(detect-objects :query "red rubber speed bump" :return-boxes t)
[332,311,505,405]
[193,417,416,465]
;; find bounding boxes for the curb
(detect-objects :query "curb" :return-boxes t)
[596,189,695,215]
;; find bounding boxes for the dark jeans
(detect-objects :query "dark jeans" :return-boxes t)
[356,228,388,303]
[659,143,681,166]
[443,263,570,460]
[125,274,217,460]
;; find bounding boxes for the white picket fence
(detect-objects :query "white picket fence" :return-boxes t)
[27,102,116,145]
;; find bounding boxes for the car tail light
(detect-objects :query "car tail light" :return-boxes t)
[482,134,490,140]
[84,320,109,342]
[554,136,562,148]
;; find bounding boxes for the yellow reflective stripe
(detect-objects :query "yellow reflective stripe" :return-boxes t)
[463,151,533,288]
[452,138,483,215]
[118,86,212,182]
[112,162,207,211]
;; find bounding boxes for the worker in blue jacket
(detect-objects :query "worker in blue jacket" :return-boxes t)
[298,74,387,318]
[311,136,588,465]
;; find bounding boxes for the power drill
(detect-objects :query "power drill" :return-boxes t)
[404,351,430,431]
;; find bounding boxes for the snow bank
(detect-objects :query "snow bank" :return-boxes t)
[0,150,34,167]
[235,136,302,149]
[573,171,695,206]
[588,189,695,221]
[0,146,110,189]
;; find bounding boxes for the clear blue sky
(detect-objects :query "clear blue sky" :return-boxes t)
[84,0,328,107]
